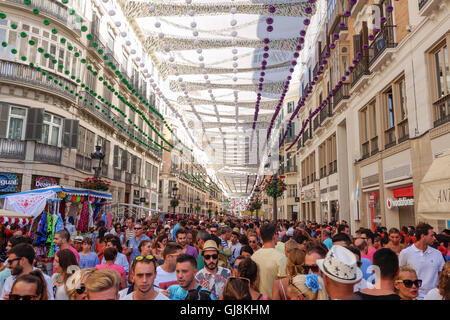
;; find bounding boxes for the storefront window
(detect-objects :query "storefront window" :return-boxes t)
[369,192,382,231]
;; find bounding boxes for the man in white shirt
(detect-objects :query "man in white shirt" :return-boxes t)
[121,255,168,300]
[1,243,54,300]
[399,223,445,299]
[154,242,183,290]
[229,231,242,265]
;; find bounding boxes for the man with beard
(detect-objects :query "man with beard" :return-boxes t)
[164,254,215,300]
[1,243,54,300]
[195,240,231,299]
[176,228,198,258]
[121,255,168,300]
[154,242,183,289]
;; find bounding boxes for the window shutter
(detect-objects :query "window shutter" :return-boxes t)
[121,149,128,171]
[104,140,110,165]
[113,145,119,168]
[62,119,79,148]
[353,34,361,58]
[136,157,141,176]
[25,108,43,141]
[0,103,10,138]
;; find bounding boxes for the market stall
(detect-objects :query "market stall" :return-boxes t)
[0,209,32,227]
[0,185,112,265]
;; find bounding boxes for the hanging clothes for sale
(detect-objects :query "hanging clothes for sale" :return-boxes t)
[106,212,112,230]
[88,201,94,230]
[78,201,89,233]
[59,200,66,221]
[34,212,48,247]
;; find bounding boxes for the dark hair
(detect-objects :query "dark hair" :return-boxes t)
[11,270,48,300]
[152,234,168,249]
[9,243,35,265]
[305,242,328,258]
[388,228,400,235]
[373,248,399,279]
[260,223,276,242]
[332,233,352,246]
[105,236,122,253]
[185,287,212,300]
[337,225,349,234]
[97,227,108,243]
[103,247,117,261]
[360,229,375,243]
[293,232,309,245]
[240,245,254,256]
[176,253,197,269]
[82,237,93,246]
[196,230,211,242]
[222,278,252,300]
[163,242,183,259]
[237,258,258,285]
[9,235,31,248]
[176,227,187,238]
[55,229,70,241]
[415,223,433,241]
[210,234,221,248]
[56,249,78,281]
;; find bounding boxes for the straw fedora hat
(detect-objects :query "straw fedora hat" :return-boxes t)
[316,245,363,284]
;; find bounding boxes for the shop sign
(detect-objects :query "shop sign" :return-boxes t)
[393,186,414,198]
[32,175,59,189]
[0,173,20,193]
[387,197,414,209]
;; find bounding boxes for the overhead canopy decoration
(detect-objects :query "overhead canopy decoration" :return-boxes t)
[123,0,317,197]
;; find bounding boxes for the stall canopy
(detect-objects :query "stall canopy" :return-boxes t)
[0,185,112,218]
[417,150,450,221]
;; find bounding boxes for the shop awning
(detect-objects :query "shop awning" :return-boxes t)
[417,150,450,221]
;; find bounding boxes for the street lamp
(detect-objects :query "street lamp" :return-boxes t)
[195,196,200,217]
[91,145,105,179]
[254,186,261,221]
[171,183,179,215]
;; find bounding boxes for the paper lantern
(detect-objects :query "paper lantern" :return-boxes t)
[71,195,77,202]
[58,192,66,199]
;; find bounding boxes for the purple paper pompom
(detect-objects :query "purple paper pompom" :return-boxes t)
[344,10,351,17]
[339,22,346,29]
[345,71,350,76]
[268,5,276,13]
[292,61,297,66]
[296,45,302,51]
[259,78,264,82]
[333,33,340,40]
[356,52,362,58]
[264,46,270,51]
[261,60,267,66]
[353,59,358,64]
[300,30,306,37]
[264,38,270,44]
[267,26,273,32]
[368,34,375,41]
[299,37,305,44]
[330,43,336,50]
[263,53,269,58]
[305,7,313,14]
[314,76,318,81]
[341,76,346,81]
[289,68,294,73]
[386,5,394,12]
[260,72,265,76]
[304,19,310,26]
[266,17,274,25]
[325,52,331,58]
[322,59,328,64]
[294,52,299,58]
[380,17,387,24]
[349,66,354,71]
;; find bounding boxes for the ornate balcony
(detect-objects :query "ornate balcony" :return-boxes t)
[351,55,370,91]
[333,83,350,113]
[0,138,25,160]
[433,94,450,128]
[368,26,397,72]
[34,142,61,164]
[0,60,77,100]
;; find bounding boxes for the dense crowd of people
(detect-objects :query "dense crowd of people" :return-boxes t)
[0,215,449,300]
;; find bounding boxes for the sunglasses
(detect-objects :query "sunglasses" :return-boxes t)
[9,294,37,301]
[302,265,319,273]
[204,254,218,260]
[134,227,143,230]
[135,255,155,261]
[249,240,257,243]
[357,261,362,268]
[7,257,21,265]
[395,279,422,288]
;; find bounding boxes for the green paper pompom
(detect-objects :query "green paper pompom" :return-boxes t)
[71,75,75,80]
[93,71,98,76]
[69,9,75,15]
[80,58,86,63]
[54,79,58,84]
[33,8,39,15]
[65,70,70,75]
[60,38,66,44]
[11,23,18,29]
[44,52,50,58]
[21,56,26,61]
[43,19,50,26]
[28,39,35,45]
[48,75,53,79]
[92,42,98,48]
[38,47,44,53]
[24,0,31,5]
[81,25,87,32]
[37,67,42,71]
[0,13,7,19]
[11,48,17,54]
[97,49,103,55]
[86,34,93,40]
[51,59,57,64]
[74,52,80,57]
[51,28,57,34]
[98,76,103,81]
[76,16,82,23]
[68,45,73,51]
[1,42,7,47]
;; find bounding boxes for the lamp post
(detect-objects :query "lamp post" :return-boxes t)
[171,183,178,216]
[254,186,261,221]
[91,145,105,179]
[195,195,200,217]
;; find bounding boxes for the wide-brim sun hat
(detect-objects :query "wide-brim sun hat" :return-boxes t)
[202,240,219,253]
[317,245,363,284]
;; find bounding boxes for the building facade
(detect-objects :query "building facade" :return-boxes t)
[0,0,163,210]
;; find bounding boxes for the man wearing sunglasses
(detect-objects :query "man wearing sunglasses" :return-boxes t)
[195,240,231,299]
[124,223,151,262]
[0,243,54,300]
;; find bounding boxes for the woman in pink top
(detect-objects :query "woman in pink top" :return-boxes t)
[95,247,126,289]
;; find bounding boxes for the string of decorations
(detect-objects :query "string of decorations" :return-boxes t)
[285,0,393,151]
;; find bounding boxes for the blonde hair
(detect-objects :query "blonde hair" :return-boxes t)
[289,274,329,300]
[85,269,120,296]
[66,268,96,300]
[285,239,299,254]
[286,248,305,277]
[398,265,417,276]
[438,261,450,300]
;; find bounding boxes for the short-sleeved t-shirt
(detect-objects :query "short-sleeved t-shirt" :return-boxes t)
[79,252,100,269]
[399,244,445,298]
[155,266,178,290]
[195,266,231,299]
[96,263,127,280]
[53,245,80,274]
[185,245,198,259]
[167,284,216,300]
[251,247,287,299]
